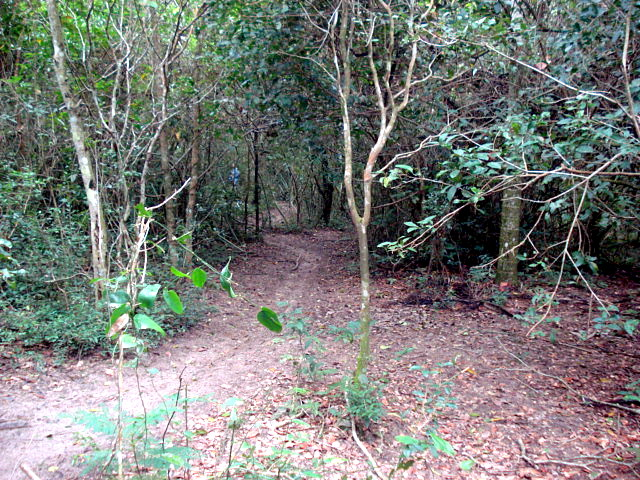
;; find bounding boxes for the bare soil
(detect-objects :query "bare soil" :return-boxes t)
[1,229,639,480]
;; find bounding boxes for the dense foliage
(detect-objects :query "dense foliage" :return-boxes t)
[0,0,638,356]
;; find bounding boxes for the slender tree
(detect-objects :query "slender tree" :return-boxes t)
[332,0,422,379]
[46,0,109,298]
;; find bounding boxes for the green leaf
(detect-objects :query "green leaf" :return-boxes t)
[624,319,639,335]
[429,431,456,456]
[191,267,207,288]
[134,314,166,336]
[134,203,153,218]
[256,307,282,333]
[220,259,237,298]
[109,290,131,306]
[109,303,131,324]
[176,232,192,245]
[459,459,475,471]
[396,435,423,446]
[163,289,184,314]
[120,334,139,349]
[447,185,457,202]
[138,284,161,309]
[170,266,191,278]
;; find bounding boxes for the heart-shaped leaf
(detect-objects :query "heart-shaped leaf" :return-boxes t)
[256,307,282,333]
[191,267,207,288]
[163,289,184,314]
[138,284,161,309]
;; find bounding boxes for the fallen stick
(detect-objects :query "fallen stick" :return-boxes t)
[19,463,42,480]
[0,421,29,431]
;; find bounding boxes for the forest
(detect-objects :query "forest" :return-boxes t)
[0,0,639,479]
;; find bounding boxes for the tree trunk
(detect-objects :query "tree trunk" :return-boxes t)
[183,101,200,267]
[496,183,522,285]
[335,0,418,382]
[46,0,108,298]
[152,14,178,265]
[319,155,334,225]
[253,132,260,236]
[496,3,526,287]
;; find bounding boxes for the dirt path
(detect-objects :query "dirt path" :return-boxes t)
[0,230,355,479]
[1,230,639,480]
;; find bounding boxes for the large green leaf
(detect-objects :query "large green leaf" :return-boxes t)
[163,289,184,314]
[219,259,237,298]
[138,284,162,309]
[134,314,166,336]
[256,307,282,333]
[191,267,207,288]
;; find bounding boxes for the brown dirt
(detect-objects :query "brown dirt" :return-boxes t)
[1,229,639,479]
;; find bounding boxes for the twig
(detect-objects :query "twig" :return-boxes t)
[344,391,386,480]
[498,339,640,415]
[0,420,29,430]
[148,178,191,211]
[517,438,593,470]
[19,463,42,480]
[291,253,303,272]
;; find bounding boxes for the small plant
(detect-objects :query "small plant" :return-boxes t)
[410,358,458,420]
[345,375,385,428]
[285,387,322,418]
[619,379,640,404]
[514,287,561,337]
[592,305,639,336]
[279,303,329,382]
[68,391,204,477]
[328,320,360,343]
[391,359,461,477]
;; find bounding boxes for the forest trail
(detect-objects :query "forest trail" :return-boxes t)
[2,230,639,479]
[0,229,357,480]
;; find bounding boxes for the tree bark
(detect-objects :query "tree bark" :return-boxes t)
[319,155,334,225]
[496,183,522,285]
[151,11,178,265]
[253,131,260,236]
[184,101,200,267]
[496,2,526,286]
[46,0,108,298]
